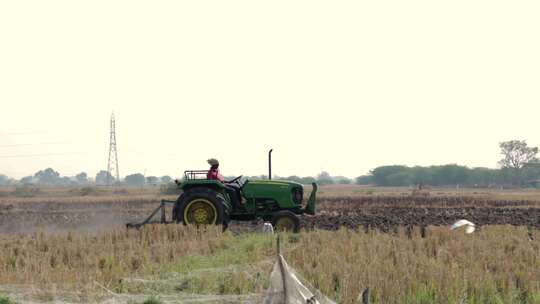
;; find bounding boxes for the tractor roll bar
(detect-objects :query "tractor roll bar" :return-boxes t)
[184,170,209,180]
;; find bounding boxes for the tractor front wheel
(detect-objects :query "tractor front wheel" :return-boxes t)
[175,188,227,228]
[271,211,300,233]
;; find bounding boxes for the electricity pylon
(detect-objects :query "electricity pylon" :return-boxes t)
[107,112,120,185]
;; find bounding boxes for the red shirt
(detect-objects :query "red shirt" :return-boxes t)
[207,168,224,182]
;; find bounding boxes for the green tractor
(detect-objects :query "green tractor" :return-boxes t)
[127,150,317,232]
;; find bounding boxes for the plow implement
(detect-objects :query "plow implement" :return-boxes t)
[126,199,176,229]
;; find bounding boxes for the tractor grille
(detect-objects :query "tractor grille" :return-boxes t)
[292,188,303,205]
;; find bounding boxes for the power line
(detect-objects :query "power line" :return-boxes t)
[0,152,84,158]
[0,142,69,148]
[0,131,50,136]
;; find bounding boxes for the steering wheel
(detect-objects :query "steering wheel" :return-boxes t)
[226,175,243,184]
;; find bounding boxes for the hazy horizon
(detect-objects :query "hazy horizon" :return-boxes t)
[2,1,539,179]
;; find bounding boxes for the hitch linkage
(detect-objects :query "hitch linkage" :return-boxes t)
[126,199,176,229]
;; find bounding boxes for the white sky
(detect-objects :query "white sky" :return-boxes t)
[1,1,539,179]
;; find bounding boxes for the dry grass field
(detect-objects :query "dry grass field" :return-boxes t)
[0,184,539,303]
[0,225,538,303]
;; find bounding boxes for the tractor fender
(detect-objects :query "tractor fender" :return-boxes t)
[172,192,187,222]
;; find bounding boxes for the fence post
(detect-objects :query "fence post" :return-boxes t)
[406,225,413,239]
[276,234,288,303]
[420,225,427,238]
[160,200,166,223]
[277,234,281,255]
[361,288,370,304]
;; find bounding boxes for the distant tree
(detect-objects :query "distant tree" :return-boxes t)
[283,175,302,183]
[410,166,433,185]
[369,165,486,187]
[467,167,499,186]
[20,176,34,185]
[499,140,539,169]
[363,162,540,187]
[95,170,113,185]
[385,171,413,186]
[60,176,73,186]
[34,168,61,185]
[125,173,145,186]
[299,176,317,184]
[449,165,469,185]
[355,175,372,185]
[317,171,334,185]
[75,172,88,184]
[333,176,352,184]
[0,174,9,186]
[499,140,539,185]
[522,163,540,185]
[498,167,515,185]
[371,166,409,186]
[146,176,159,184]
[160,175,172,184]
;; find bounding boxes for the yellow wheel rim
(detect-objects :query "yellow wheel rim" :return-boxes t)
[275,217,295,231]
[183,199,218,225]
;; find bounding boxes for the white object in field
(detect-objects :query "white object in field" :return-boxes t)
[451,219,476,234]
[263,222,274,234]
[263,254,337,304]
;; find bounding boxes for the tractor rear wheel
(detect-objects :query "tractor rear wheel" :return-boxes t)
[271,210,300,233]
[175,188,227,228]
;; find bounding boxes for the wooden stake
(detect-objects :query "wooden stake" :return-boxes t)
[361,288,370,304]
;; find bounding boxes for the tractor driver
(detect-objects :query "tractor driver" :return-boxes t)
[206,159,242,207]
[206,158,224,181]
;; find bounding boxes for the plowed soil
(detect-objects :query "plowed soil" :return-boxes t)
[304,195,540,231]
[0,194,539,234]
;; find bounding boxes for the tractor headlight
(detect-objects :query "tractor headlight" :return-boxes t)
[292,187,303,204]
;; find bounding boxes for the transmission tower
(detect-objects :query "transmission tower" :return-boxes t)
[107,112,120,185]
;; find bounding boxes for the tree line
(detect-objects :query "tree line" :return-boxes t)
[356,140,540,187]
[1,140,537,188]
[354,164,540,187]
[0,169,352,187]
[0,169,173,187]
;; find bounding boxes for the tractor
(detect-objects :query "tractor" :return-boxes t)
[127,150,317,232]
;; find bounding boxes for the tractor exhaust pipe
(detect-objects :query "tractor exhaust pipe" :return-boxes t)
[268,149,273,180]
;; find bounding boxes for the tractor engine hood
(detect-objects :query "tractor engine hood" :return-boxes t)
[243,180,301,199]
[243,180,317,214]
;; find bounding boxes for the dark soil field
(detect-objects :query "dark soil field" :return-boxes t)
[1,186,539,234]
[306,195,540,231]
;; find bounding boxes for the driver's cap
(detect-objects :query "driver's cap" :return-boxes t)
[207,158,219,166]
